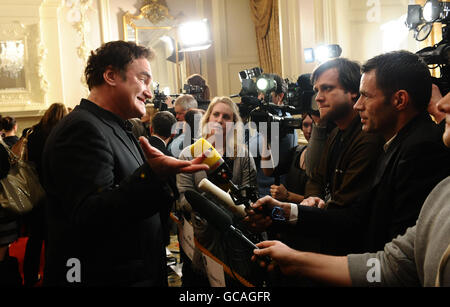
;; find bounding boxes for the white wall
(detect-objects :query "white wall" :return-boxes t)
[211,0,259,99]
[289,0,422,69]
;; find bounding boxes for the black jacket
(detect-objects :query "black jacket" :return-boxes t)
[42,99,174,286]
[149,136,171,157]
[148,135,178,246]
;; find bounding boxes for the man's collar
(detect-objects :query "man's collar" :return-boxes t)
[383,134,397,152]
[152,134,168,146]
[80,99,133,132]
[383,112,431,153]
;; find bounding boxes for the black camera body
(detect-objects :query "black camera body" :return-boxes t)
[184,84,204,96]
[239,96,302,140]
[236,68,303,139]
[183,83,210,110]
[407,0,450,95]
[151,84,169,111]
[286,74,318,116]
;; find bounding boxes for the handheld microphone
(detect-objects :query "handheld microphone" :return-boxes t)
[184,190,258,251]
[191,138,258,211]
[190,138,232,182]
[198,178,247,219]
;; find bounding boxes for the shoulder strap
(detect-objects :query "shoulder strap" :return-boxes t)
[19,128,34,161]
[0,137,17,162]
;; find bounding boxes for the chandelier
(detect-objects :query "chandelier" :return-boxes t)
[0,40,25,79]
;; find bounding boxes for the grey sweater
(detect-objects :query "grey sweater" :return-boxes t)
[348,176,450,287]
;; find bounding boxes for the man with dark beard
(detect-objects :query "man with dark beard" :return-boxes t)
[294,58,384,256]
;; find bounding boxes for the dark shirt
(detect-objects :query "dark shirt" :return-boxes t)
[3,136,19,148]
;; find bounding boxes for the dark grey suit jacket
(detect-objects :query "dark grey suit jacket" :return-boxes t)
[42,99,174,286]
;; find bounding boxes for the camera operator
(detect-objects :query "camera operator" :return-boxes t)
[248,73,298,197]
[186,74,211,103]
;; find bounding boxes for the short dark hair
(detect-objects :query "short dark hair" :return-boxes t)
[151,111,177,139]
[184,108,205,140]
[84,41,155,90]
[311,58,361,98]
[1,116,16,132]
[264,73,287,96]
[361,50,431,112]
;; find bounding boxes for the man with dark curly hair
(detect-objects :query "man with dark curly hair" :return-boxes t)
[42,41,207,286]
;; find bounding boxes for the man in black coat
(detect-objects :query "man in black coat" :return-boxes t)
[247,50,450,255]
[148,111,177,157]
[42,41,207,286]
[148,111,177,246]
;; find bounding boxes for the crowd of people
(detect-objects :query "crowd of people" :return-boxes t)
[0,40,449,287]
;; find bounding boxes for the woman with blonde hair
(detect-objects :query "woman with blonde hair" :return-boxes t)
[200,96,246,158]
[176,96,259,286]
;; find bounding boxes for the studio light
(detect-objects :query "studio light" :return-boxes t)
[178,19,212,52]
[423,0,440,23]
[256,76,277,93]
[303,44,342,63]
[406,0,450,41]
[304,48,315,64]
[315,44,342,62]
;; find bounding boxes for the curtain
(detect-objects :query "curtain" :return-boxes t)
[249,0,282,76]
[186,52,202,78]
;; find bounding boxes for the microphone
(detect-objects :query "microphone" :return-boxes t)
[190,138,232,182]
[184,190,258,251]
[198,178,247,219]
[191,138,257,212]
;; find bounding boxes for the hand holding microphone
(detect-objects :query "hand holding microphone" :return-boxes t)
[184,189,271,264]
[197,178,247,218]
[190,138,257,217]
[189,138,233,183]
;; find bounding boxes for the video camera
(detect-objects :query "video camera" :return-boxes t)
[151,83,169,111]
[183,83,204,100]
[151,82,210,111]
[285,74,319,116]
[407,0,450,94]
[235,67,302,139]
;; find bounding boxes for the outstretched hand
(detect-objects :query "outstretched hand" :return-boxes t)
[139,137,209,177]
[252,241,302,276]
[301,197,326,209]
[243,196,278,232]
